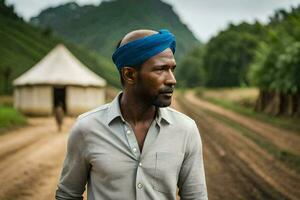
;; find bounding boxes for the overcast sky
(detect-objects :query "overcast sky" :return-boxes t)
[6,0,300,42]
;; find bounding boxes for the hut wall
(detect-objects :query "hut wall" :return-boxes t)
[67,86,105,116]
[14,86,52,115]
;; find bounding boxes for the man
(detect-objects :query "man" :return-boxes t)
[56,29,208,200]
[54,102,64,132]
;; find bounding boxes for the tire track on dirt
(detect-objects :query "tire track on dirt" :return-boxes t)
[0,118,56,160]
[0,133,67,200]
[0,118,74,200]
[173,97,281,200]
[186,91,300,155]
[176,94,299,200]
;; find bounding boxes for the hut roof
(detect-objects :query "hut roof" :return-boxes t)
[13,44,106,87]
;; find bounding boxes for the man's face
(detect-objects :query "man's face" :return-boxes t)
[135,48,177,107]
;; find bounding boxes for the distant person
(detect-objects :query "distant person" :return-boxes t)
[55,29,208,199]
[54,103,64,132]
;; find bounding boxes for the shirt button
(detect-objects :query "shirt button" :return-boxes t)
[139,162,142,167]
[137,183,143,189]
[132,147,137,153]
[126,130,131,134]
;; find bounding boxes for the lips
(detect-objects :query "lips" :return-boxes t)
[160,87,174,93]
[162,92,173,97]
[159,90,173,97]
[159,87,174,97]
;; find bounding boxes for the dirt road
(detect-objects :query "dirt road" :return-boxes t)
[0,118,74,200]
[176,91,300,200]
[185,91,300,155]
[0,92,299,200]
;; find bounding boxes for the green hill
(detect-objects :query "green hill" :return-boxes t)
[0,1,119,95]
[30,0,200,61]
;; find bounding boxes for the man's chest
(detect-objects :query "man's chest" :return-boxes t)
[84,125,187,191]
[87,138,184,194]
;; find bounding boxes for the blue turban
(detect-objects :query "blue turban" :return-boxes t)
[112,29,176,70]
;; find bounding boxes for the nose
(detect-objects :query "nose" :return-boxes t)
[165,69,176,86]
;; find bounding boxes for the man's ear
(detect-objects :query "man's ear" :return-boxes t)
[122,67,138,85]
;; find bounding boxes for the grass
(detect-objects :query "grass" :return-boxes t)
[0,106,27,133]
[195,88,300,134]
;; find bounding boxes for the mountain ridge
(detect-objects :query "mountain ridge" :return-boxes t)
[30,0,201,61]
[0,0,120,94]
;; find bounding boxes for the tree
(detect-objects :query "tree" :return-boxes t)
[176,46,206,88]
[248,6,300,116]
[0,0,21,20]
[203,22,265,87]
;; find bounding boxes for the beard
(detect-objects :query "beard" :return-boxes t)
[151,87,174,107]
[136,72,175,107]
[152,97,171,107]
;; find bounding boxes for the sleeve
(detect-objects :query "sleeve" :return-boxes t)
[55,121,90,200]
[177,121,208,200]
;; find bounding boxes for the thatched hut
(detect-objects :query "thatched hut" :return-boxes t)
[13,44,106,116]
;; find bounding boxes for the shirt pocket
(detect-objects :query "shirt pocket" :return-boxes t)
[152,152,184,194]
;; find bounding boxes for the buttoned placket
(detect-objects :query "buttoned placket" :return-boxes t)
[123,122,143,199]
[124,123,141,158]
[122,119,161,200]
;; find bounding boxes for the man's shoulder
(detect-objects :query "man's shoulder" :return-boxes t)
[164,107,196,127]
[69,103,111,138]
[164,107,200,140]
[74,103,112,130]
[78,103,110,120]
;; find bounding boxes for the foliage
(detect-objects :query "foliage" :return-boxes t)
[203,22,265,87]
[184,5,300,95]
[176,46,206,87]
[276,42,300,93]
[0,106,27,131]
[0,0,20,20]
[248,6,300,94]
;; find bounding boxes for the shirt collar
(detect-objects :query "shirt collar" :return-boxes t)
[106,92,173,126]
[156,107,173,126]
[106,92,126,125]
